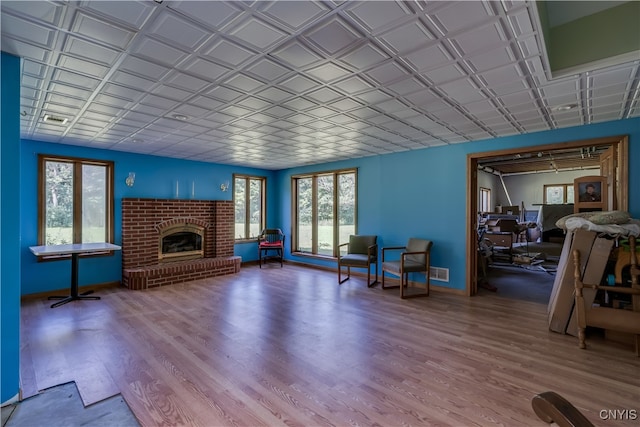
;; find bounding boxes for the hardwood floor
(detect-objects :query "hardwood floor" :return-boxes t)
[20,264,640,426]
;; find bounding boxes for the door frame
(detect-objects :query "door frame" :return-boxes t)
[466,135,629,296]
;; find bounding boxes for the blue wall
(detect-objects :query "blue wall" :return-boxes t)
[1,52,22,404]
[20,139,277,295]
[279,118,640,290]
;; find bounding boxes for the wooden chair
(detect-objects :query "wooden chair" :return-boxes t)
[531,391,594,427]
[258,228,285,268]
[338,235,378,287]
[381,238,432,299]
[572,235,640,355]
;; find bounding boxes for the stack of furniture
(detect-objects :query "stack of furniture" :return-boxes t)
[572,235,640,355]
[548,215,640,354]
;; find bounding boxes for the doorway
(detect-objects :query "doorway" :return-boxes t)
[466,135,629,297]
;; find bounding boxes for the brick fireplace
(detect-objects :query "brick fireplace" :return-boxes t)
[121,198,241,290]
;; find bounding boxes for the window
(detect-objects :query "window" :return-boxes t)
[544,184,574,204]
[479,187,491,213]
[292,168,357,257]
[234,174,265,240]
[38,154,114,248]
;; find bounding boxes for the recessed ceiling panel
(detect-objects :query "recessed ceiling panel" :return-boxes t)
[146,11,211,50]
[178,56,230,81]
[377,19,435,54]
[304,17,361,56]
[306,62,351,83]
[346,1,413,33]
[130,37,188,66]
[365,61,410,85]
[422,63,466,85]
[52,69,102,90]
[1,13,56,47]
[466,45,516,72]
[245,59,291,83]
[57,55,110,79]
[71,12,135,49]
[278,75,321,93]
[429,1,494,34]
[333,76,375,95]
[339,43,389,71]
[450,21,508,55]
[111,71,156,92]
[201,38,256,67]
[270,40,324,69]
[167,1,242,30]
[84,0,155,29]
[229,17,288,50]
[403,43,453,72]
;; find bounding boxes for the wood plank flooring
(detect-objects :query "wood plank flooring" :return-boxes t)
[20,263,640,426]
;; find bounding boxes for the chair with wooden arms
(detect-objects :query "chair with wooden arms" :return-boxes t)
[531,391,594,427]
[338,235,378,287]
[572,235,640,355]
[258,228,285,268]
[381,238,433,299]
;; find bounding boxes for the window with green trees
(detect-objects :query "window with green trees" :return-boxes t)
[234,174,265,240]
[38,154,114,247]
[292,168,357,257]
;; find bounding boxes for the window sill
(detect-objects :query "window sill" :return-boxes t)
[291,251,337,261]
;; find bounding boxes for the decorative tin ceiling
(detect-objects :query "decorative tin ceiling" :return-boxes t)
[1,1,638,170]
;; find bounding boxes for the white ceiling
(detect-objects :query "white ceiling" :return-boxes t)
[2,1,639,170]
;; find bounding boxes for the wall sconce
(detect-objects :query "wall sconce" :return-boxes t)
[125,172,136,187]
[220,180,229,192]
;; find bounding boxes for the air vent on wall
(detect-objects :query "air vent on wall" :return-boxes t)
[430,267,449,282]
[43,115,68,125]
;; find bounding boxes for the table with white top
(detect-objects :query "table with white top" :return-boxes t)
[29,242,121,308]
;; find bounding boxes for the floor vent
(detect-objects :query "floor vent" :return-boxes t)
[430,266,449,282]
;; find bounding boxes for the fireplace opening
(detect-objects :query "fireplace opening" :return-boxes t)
[159,223,205,262]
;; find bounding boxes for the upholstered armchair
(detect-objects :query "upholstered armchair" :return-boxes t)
[258,228,285,268]
[338,235,378,287]
[382,238,433,298]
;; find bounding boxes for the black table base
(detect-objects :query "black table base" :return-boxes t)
[48,290,100,308]
[48,252,100,308]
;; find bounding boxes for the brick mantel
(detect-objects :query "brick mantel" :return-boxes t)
[121,198,239,289]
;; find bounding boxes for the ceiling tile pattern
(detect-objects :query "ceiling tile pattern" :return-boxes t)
[2,0,639,170]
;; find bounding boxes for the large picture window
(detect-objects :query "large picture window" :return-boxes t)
[234,174,265,240]
[292,168,357,257]
[38,154,114,248]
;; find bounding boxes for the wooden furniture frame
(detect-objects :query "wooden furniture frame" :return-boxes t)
[258,228,285,268]
[531,391,594,427]
[573,175,608,213]
[381,238,433,299]
[572,235,640,355]
[337,235,378,287]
